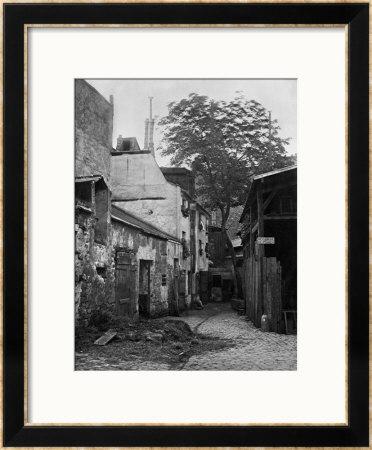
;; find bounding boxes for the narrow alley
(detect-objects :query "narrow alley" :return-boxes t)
[74,80,298,372]
[75,304,296,371]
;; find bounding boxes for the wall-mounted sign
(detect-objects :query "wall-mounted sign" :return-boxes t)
[256,237,275,245]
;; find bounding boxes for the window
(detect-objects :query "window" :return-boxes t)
[181,198,189,217]
[199,218,205,231]
[199,240,203,256]
[75,181,92,207]
[161,274,167,286]
[181,232,190,259]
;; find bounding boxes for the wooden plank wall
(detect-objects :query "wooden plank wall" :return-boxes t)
[243,257,282,332]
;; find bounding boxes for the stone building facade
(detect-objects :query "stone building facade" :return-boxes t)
[75,79,210,327]
[75,182,181,326]
[75,79,114,326]
[111,205,181,318]
[74,80,180,326]
[75,176,114,326]
[111,149,209,310]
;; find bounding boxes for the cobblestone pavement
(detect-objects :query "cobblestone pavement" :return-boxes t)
[75,303,296,370]
[177,303,297,370]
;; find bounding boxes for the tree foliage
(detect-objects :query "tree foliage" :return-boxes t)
[158,93,295,297]
[158,93,295,227]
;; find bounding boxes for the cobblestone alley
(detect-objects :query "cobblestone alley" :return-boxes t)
[76,303,297,371]
[177,303,296,370]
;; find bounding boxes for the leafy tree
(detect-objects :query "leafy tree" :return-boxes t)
[158,93,295,297]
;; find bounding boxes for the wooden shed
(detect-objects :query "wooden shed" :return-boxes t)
[239,165,297,333]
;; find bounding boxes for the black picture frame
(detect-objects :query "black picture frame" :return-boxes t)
[3,3,369,447]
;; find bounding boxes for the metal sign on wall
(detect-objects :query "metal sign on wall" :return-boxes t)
[256,237,275,245]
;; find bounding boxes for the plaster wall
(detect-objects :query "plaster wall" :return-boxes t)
[112,153,186,239]
[111,152,169,200]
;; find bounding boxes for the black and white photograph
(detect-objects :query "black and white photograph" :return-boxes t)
[75,78,297,371]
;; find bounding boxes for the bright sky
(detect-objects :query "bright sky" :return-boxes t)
[87,79,297,167]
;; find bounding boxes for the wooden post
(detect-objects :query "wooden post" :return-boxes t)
[257,180,265,319]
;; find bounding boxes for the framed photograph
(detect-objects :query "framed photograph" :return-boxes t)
[3,2,369,447]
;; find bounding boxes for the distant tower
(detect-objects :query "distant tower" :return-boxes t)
[143,97,155,156]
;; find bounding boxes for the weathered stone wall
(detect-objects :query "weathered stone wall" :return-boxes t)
[75,80,113,183]
[111,221,171,317]
[75,208,115,328]
[76,211,178,325]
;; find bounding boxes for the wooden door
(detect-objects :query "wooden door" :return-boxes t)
[115,251,132,317]
[244,256,282,332]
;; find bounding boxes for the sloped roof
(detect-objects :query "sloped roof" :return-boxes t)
[251,164,297,181]
[75,175,103,184]
[161,167,192,175]
[75,174,110,189]
[111,205,180,243]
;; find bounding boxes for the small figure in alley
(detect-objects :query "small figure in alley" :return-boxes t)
[75,79,297,371]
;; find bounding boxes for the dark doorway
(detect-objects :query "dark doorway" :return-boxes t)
[173,259,180,315]
[199,271,209,304]
[222,279,233,302]
[212,275,222,287]
[178,269,186,311]
[139,260,151,316]
[188,270,192,302]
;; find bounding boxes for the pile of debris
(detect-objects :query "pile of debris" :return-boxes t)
[75,317,234,369]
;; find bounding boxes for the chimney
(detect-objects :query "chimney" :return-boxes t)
[116,134,123,151]
[148,119,155,156]
[144,119,149,150]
